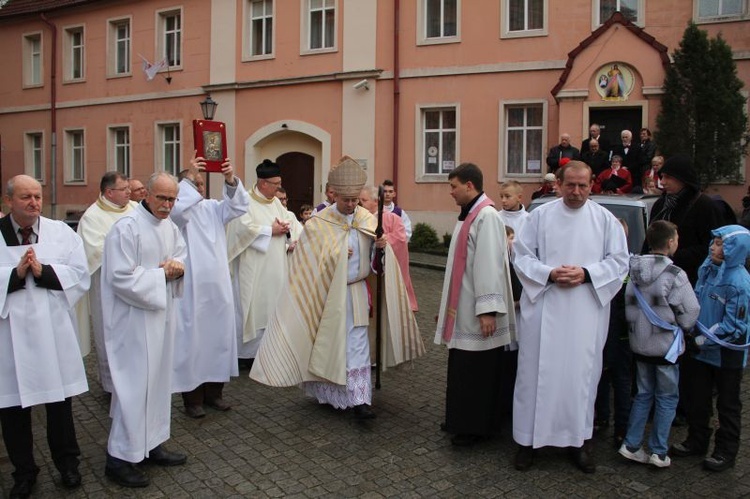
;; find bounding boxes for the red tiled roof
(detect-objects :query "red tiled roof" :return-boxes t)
[0,0,104,19]
[551,11,670,99]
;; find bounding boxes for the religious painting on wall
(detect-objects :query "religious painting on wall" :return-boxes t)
[594,62,636,101]
[192,120,227,172]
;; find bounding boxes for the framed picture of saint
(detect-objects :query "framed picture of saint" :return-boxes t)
[192,120,228,172]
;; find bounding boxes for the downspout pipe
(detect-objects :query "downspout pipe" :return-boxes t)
[392,0,400,191]
[40,13,57,219]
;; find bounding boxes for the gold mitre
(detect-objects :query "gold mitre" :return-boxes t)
[327,156,367,197]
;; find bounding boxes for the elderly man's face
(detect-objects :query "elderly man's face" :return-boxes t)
[5,175,42,227]
[129,179,147,202]
[358,190,378,214]
[589,125,600,138]
[590,140,599,153]
[560,135,571,147]
[145,176,179,220]
[621,131,632,146]
[337,195,360,215]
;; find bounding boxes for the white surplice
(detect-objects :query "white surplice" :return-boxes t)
[499,206,530,235]
[101,203,187,463]
[0,218,90,408]
[170,179,249,393]
[512,198,629,448]
[75,196,133,390]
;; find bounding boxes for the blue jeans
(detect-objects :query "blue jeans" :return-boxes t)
[623,361,679,456]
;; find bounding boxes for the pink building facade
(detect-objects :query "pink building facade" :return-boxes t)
[0,0,748,232]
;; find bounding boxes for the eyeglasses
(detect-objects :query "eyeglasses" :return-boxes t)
[154,195,178,203]
[109,186,131,192]
[263,179,282,187]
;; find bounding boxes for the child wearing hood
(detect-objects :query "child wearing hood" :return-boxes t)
[671,225,750,472]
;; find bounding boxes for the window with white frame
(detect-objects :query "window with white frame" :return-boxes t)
[595,0,642,25]
[696,0,747,20]
[64,26,84,81]
[421,107,457,176]
[307,0,335,50]
[110,127,131,176]
[66,130,85,183]
[503,103,544,176]
[23,33,42,87]
[158,123,181,175]
[159,9,182,67]
[25,132,44,182]
[248,0,274,57]
[109,18,131,75]
[503,0,546,37]
[424,0,458,39]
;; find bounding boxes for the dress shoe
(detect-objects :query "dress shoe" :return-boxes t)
[9,476,36,498]
[353,404,376,420]
[571,442,596,473]
[60,467,82,488]
[703,454,735,472]
[514,445,534,471]
[145,445,187,466]
[670,440,706,457]
[206,398,231,411]
[451,434,484,447]
[105,462,149,488]
[185,404,206,419]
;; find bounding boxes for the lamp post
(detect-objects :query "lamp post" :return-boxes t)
[199,95,218,198]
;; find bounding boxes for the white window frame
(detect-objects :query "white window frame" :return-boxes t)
[63,25,85,83]
[417,0,461,46]
[501,0,548,38]
[157,7,183,69]
[155,121,182,175]
[108,125,131,176]
[415,104,460,182]
[300,0,337,54]
[24,131,45,183]
[693,0,749,23]
[593,0,644,28]
[244,0,275,61]
[64,128,86,184]
[107,17,132,77]
[22,32,43,88]
[498,99,548,179]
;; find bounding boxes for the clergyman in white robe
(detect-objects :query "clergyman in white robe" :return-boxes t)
[512,195,629,450]
[101,202,187,463]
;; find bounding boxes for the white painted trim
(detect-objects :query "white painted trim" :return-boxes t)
[242,0,276,61]
[414,103,460,183]
[692,0,750,23]
[24,130,46,184]
[299,0,339,55]
[61,23,86,83]
[22,31,44,89]
[416,0,461,46]
[155,5,184,70]
[498,99,548,181]
[642,86,665,96]
[556,89,589,99]
[500,0,549,39]
[379,59,566,80]
[106,15,133,78]
[63,127,87,185]
[153,120,184,175]
[592,0,645,30]
[106,123,133,176]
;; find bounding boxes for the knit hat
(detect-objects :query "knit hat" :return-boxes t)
[543,173,556,182]
[256,159,281,179]
[327,156,367,197]
[659,154,700,190]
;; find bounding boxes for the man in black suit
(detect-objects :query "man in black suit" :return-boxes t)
[0,175,90,498]
[581,139,610,177]
[610,130,646,191]
[581,123,611,156]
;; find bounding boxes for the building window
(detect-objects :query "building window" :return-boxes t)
[109,18,131,75]
[595,0,642,25]
[158,123,181,175]
[249,0,274,57]
[158,10,182,67]
[110,127,131,176]
[66,130,85,183]
[25,132,44,182]
[502,103,544,176]
[502,0,547,38]
[23,33,42,87]
[307,0,335,50]
[420,107,457,176]
[64,26,85,81]
[425,0,458,39]
[696,0,747,20]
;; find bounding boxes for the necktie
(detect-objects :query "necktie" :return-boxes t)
[19,226,33,245]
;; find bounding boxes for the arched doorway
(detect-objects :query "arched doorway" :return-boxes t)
[277,151,314,219]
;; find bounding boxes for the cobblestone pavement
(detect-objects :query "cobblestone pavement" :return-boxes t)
[2,263,750,498]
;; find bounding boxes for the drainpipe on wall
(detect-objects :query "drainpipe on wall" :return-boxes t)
[392,0,400,191]
[40,13,58,219]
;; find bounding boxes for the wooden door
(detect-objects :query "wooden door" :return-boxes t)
[277,151,314,220]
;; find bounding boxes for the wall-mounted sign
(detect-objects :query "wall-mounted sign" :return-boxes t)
[594,62,635,101]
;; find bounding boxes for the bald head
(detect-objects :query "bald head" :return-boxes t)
[4,175,43,227]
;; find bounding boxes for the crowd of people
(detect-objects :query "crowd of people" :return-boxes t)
[0,142,748,497]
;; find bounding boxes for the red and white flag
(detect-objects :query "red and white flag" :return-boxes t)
[138,54,169,81]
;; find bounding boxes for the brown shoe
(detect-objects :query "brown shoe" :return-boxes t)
[205,398,231,411]
[570,440,596,473]
[185,405,206,419]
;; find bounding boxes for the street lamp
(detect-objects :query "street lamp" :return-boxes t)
[199,95,218,120]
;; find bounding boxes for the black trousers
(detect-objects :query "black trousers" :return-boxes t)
[684,360,744,459]
[0,398,80,480]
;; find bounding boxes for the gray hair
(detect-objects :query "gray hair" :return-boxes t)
[360,185,378,199]
[147,172,178,191]
[5,175,41,197]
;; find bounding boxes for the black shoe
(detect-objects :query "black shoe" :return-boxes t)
[593,419,609,435]
[353,404,376,420]
[571,442,596,474]
[670,440,706,457]
[105,462,149,488]
[145,445,187,466]
[9,476,36,499]
[515,445,534,471]
[703,454,735,472]
[205,398,231,411]
[60,467,82,488]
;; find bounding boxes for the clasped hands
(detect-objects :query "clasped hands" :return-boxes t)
[16,247,43,279]
[272,218,291,236]
[190,150,236,185]
[549,265,585,288]
[161,259,184,281]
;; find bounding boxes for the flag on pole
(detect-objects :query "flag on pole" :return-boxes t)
[138,54,169,81]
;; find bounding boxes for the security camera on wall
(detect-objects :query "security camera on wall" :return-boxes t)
[353,79,369,90]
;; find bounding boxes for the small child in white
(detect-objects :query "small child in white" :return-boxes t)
[618,220,700,468]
